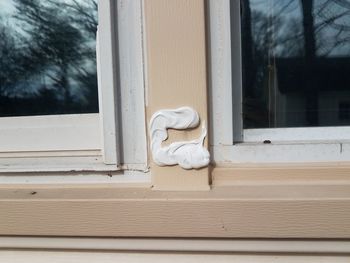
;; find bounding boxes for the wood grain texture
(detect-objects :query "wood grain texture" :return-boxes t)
[144,0,210,190]
[1,183,350,238]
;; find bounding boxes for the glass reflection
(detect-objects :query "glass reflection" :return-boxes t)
[0,0,98,117]
[241,0,350,128]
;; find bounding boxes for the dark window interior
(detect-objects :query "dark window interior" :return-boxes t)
[240,0,350,128]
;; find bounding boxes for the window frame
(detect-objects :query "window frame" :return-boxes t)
[209,0,350,164]
[0,0,147,173]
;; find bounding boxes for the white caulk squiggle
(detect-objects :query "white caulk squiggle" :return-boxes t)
[149,107,210,170]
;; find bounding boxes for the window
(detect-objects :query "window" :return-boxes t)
[0,0,147,173]
[1,0,349,242]
[210,0,350,164]
[241,0,350,129]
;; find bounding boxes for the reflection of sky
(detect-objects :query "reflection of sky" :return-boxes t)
[0,0,91,14]
[0,0,15,13]
[249,0,350,57]
[250,0,301,19]
[0,0,97,99]
[0,0,15,19]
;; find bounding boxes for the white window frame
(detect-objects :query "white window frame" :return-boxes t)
[0,0,147,173]
[209,0,350,164]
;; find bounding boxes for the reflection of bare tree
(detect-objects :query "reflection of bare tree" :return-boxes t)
[0,0,98,116]
[59,0,98,38]
[241,0,255,98]
[0,21,16,96]
[243,0,350,61]
[242,0,350,128]
[242,0,304,127]
[299,0,318,125]
[295,0,350,125]
[316,0,350,56]
[301,0,316,58]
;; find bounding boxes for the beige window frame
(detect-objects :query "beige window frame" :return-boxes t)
[1,0,350,241]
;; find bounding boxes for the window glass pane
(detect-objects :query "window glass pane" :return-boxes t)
[241,0,350,128]
[0,0,98,117]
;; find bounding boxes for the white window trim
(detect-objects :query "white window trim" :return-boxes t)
[209,0,350,164]
[115,0,147,171]
[0,0,148,174]
[244,127,350,142]
[0,114,100,153]
[97,0,120,166]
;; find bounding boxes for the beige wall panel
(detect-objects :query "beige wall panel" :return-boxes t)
[212,164,350,186]
[1,251,350,263]
[1,184,350,238]
[144,0,210,190]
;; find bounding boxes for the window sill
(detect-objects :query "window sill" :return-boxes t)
[0,156,118,173]
[212,142,350,164]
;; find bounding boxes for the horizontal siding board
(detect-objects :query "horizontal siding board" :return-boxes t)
[0,185,350,238]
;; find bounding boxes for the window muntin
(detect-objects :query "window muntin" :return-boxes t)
[241,0,350,129]
[0,0,98,117]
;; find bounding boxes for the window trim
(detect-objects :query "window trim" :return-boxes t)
[115,0,147,171]
[0,114,100,153]
[97,0,120,165]
[244,126,350,142]
[208,0,236,147]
